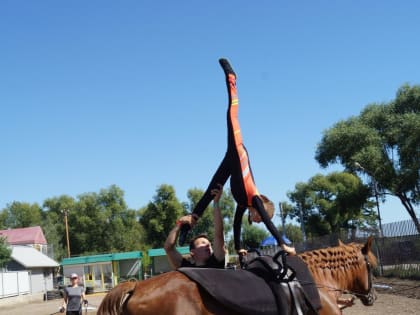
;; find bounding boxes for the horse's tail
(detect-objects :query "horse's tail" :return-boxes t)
[97,280,137,315]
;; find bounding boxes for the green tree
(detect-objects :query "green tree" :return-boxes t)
[288,172,372,236]
[241,217,269,249]
[71,185,142,255]
[277,202,305,243]
[315,84,420,232]
[0,236,12,269]
[279,224,303,244]
[43,185,142,258]
[96,185,142,252]
[42,195,76,260]
[139,184,185,248]
[186,187,235,243]
[0,202,42,228]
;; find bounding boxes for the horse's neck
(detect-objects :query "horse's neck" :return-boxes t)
[299,245,362,291]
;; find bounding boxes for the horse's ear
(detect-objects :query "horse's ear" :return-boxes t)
[362,236,374,255]
[338,239,345,246]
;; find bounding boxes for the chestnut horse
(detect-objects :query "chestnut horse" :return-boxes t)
[97,237,376,315]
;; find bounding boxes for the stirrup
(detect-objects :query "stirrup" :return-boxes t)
[273,250,295,282]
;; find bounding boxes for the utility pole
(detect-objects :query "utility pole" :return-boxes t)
[355,162,384,275]
[354,162,384,237]
[62,209,71,258]
[298,203,307,244]
[278,202,286,233]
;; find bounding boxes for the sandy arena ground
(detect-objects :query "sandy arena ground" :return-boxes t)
[1,277,419,315]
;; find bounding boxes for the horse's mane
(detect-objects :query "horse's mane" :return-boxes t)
[298,241,377,288]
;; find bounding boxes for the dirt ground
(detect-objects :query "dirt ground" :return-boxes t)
[1,277,419,315]
[344,277,420,315]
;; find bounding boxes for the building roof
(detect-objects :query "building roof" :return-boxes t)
[11,245,59,268]
[148,247,190,257]
[61,251,143,266]
[0,226,47,245]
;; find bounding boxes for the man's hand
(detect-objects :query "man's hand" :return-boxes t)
[83,299,88,306]
[177,214,199,246]
[211,183,223,203]
[177,214,198,227]
[237,249,248,269]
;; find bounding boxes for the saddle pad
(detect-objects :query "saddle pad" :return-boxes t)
[178,267,278,315]
[286,256,321,311]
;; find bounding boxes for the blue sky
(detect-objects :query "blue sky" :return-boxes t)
[1,1,418,226]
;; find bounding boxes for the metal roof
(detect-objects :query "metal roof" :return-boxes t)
[61,251,142,265]
[11,245,59,268]
[148,247,190,257]
[0,226,47,245]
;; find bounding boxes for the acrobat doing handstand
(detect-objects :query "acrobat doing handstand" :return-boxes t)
[179,58,295,259]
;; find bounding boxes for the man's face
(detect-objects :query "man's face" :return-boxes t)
[191,237,212,260]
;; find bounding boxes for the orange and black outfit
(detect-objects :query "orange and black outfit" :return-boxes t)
[180,59,283,251]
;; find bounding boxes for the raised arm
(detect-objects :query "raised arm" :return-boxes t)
[211,184,225,262]
[164,215,197,269]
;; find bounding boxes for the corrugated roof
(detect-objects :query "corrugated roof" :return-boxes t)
[148,247,190,257]
[61,251,143,265]
[11,245,59,268]
[0,226,47,245]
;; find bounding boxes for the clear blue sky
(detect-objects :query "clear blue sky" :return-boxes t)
[1,1,418,226]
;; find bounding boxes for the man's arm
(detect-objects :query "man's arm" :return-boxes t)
[164,215,196,270]
[211,185,225,262]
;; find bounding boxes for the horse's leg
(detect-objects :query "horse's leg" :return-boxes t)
[318,288,342,315]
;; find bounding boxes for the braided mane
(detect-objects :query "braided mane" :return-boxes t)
[298,241,377,290]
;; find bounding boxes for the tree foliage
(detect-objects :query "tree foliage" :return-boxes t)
[315,84,420,232]
[0,236,12,268]
[186,187,235,244]
[240,217,269,249]
[279,223,303,244]
[287,172,372,236]
[42,195,76,260]
[42,185,142,258]
[0,202,42,228]
[139,184,185,248]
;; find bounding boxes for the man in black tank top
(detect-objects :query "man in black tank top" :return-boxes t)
[164,185,225,269]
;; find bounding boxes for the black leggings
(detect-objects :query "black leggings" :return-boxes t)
[191,59,283,250]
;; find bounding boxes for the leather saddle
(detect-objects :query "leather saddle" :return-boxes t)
[179,252,319,315]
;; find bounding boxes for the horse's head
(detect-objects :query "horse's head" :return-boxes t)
[354,236,377,306]
[300,236,378,309]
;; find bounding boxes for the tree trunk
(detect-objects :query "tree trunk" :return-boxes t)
[396,192,420,234]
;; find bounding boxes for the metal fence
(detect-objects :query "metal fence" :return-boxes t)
[258,219,420,276]
[0,271,30,298]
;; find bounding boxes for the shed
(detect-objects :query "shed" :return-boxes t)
[147,247,189,275]
[7,245,59,294]
[61,251,142,292]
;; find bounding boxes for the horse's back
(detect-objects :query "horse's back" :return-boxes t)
[112,271,237,315]
[98,280,137,315]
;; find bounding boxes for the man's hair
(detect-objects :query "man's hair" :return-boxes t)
[189,233,210,251]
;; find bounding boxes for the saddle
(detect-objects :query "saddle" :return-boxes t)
[245,253,320,315]
[179,251,319,315]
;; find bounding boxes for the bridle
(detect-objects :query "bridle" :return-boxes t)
[342,253,375,304]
